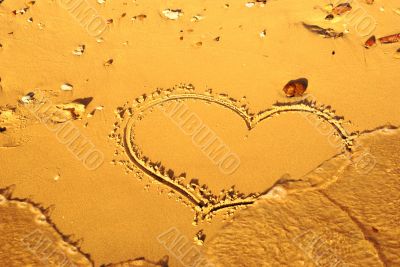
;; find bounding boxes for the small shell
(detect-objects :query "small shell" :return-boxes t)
[283,79,308,97]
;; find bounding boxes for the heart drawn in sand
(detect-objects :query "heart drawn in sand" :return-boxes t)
[111,85,354,223]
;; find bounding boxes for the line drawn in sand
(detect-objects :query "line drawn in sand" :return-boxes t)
[110,84,357,224]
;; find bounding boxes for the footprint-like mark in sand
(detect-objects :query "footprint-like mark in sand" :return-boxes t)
[111,84,356,224]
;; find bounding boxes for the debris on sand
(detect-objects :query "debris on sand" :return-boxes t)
[72,44,85,56]
[161,9,183,20]
[20,92,35,104]
[283,78,308,97]
[60,83,73,91]
[259,29,267,38]
[104,58,114,66]
[12,7,29,15]
[378,33,400,44]
[394,48,400,59]
[191,15,204,22]
[72,97,93,107]
[51,102,86,123]
[302,23,344,38]
[332,3,352,16]
[132,14,147,21]
[104,256,169,267]
[245,1,267,8]
[245,2,255,8]
[364,35,377,48]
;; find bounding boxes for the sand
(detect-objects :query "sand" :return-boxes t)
[0,0,399,266]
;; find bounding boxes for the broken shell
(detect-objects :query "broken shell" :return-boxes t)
[245,2,255,8]
[61,83,73,91]
[162,9,183,20]
[378,33,400,44]
[20,92,35,103]
[72,45,85,56]
[364,35,376,48]
[104,59,114,66]
[191,15,204,22]
[325,14,334,20]
[283,79,308,97]
[332,3,352,15]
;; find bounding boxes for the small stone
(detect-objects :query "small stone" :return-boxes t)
[132,14,147,21]
[325,14,334,20]
[191,15,204,22]
[72,44,85,56]
[104,59,113,66]
[259,29,266,38]
[245,2,255,8]
[61,83,73,91]
[162,9,183,20]
[20,92,35,104]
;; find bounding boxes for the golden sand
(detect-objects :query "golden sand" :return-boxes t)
[205,127,400,266]
[0,0,399,266]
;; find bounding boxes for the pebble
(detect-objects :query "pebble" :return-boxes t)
[61,83,73,91]
[21,92,35,104]
[162,9,183,20]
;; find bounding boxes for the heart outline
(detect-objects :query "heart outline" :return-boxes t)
[112,85,355,223]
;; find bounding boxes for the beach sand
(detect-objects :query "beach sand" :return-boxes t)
[0,0,399,266]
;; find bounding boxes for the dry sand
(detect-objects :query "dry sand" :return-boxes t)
[0,0,399,266]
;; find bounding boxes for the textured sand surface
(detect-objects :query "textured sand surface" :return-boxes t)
[0,0,399,266]
[205,127,400,266]
[0,188,92,267]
